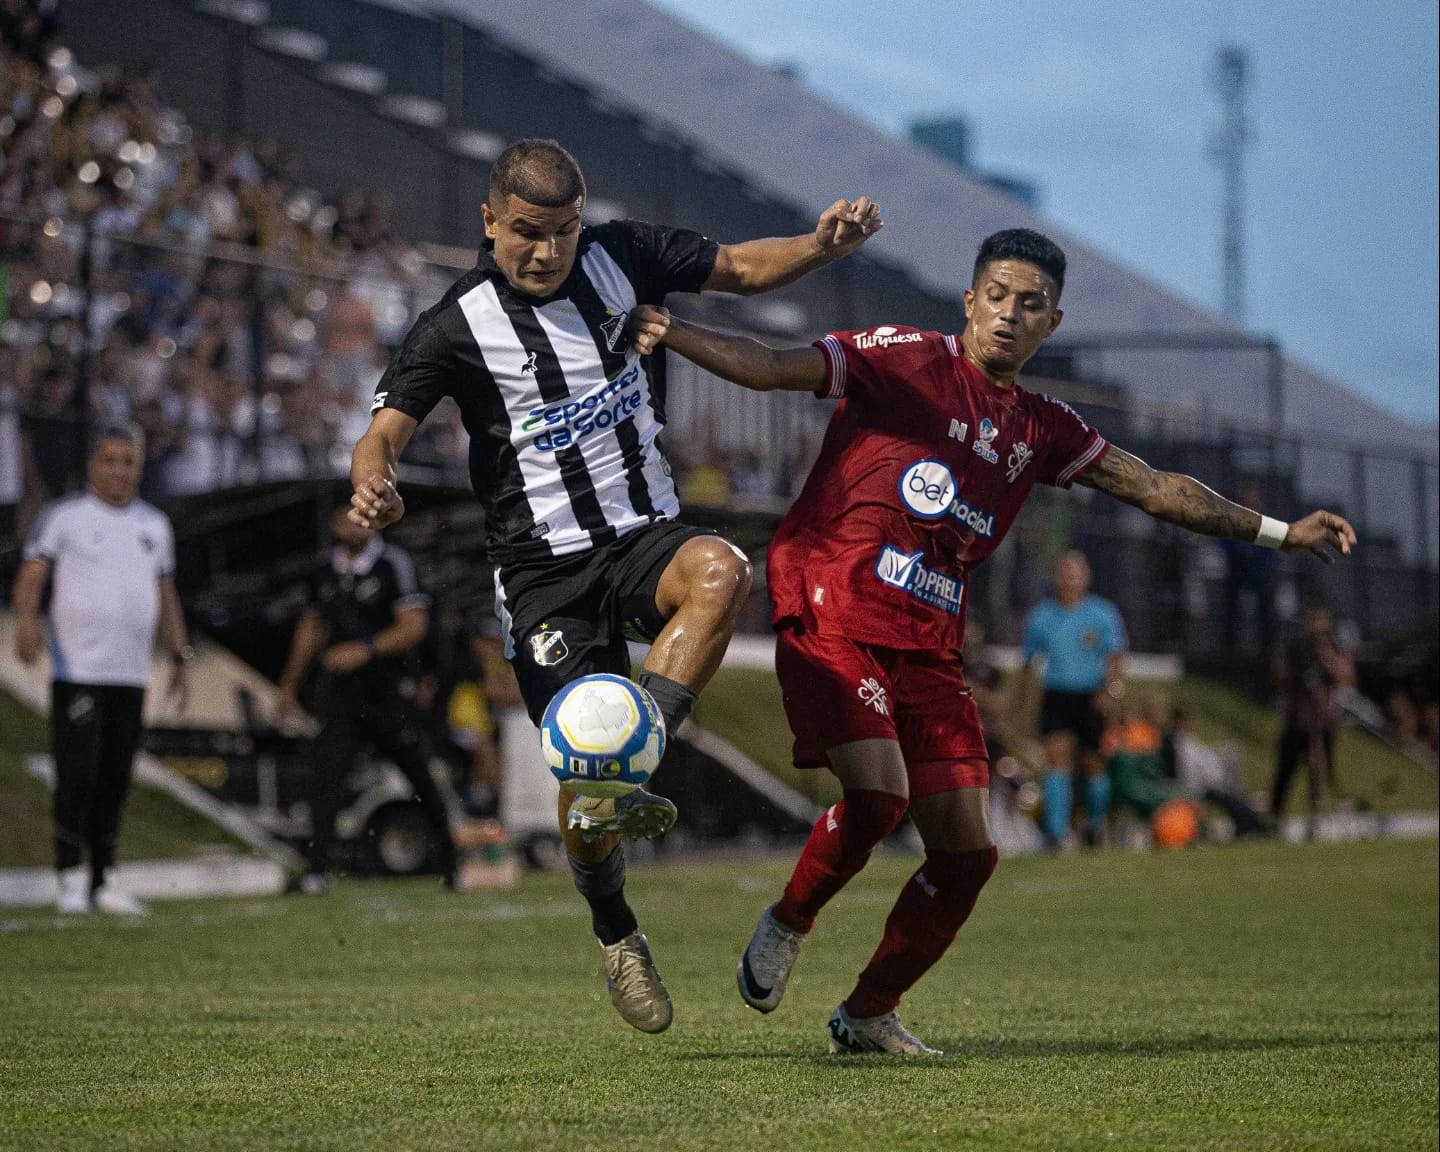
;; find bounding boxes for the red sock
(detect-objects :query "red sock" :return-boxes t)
[772,790,909,934]
[844,846,998,1019]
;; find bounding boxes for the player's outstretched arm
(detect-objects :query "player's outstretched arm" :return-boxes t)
[350,408,418,529]
[1078,444,1357,563]
[703,196,882,295]
[629,305,826,393]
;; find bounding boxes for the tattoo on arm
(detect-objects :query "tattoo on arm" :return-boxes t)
[1078,445,1262,540]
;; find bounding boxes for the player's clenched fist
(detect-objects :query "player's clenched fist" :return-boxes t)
[815,196,883,257]
[628,305,672,356]
[349,473,405,529]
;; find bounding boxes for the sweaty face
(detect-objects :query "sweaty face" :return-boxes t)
[962,260,1063,377]
[482,193,583,297]
[88,439,141,506]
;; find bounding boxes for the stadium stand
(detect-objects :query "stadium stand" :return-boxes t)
[3,0,1436,667]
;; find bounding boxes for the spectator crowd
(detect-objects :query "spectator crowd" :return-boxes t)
[0,7,465,534]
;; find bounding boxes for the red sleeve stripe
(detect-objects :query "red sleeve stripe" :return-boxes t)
[819,334,847,398]
[1056,434,1109,487]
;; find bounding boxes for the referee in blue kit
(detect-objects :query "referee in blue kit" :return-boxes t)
[1022,550,1127,848]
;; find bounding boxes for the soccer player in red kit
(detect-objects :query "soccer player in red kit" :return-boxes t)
[629,228,1356,1054]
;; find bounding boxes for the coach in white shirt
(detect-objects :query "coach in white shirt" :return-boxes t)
[12,425,191,915]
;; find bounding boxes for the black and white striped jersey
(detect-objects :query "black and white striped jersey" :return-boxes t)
[372,220,719,565]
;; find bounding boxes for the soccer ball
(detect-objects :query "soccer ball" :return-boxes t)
[540,673,666,798]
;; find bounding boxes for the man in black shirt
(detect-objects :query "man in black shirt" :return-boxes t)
[275,505,456,891]
[349,138,882,1033]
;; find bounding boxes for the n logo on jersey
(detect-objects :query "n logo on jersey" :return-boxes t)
[599,310,629,353]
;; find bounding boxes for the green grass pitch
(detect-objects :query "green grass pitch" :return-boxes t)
[1,839,1435,1151]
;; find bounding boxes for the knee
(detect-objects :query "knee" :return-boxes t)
[838,789,910,856]
[924,845,999,895]
[688,542,753,615]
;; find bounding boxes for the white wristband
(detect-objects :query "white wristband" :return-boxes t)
[1254,515,1289,549]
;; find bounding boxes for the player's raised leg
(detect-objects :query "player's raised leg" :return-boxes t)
[566,534,752,840]
[829,772,996,1056]
[559,531,751,1035]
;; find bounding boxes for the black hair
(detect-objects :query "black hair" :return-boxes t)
[489,139,586,209]
[90,423,144,457]
[973,228,1067,298]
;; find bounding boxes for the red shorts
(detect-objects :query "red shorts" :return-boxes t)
[775,624,989,794]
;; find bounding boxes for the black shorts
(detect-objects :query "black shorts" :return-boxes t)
[1039,689,1105,752]
[496,521,721,724]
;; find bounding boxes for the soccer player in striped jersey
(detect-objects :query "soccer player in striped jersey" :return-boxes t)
[629,227,1357,1054]
[347,139,882,1033]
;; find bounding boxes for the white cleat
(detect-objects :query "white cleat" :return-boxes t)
[55,867,90,914]
[827,1003,942,1056]
[601,931,673,1034]
[567,789,677,842]
[737,905,806,1013]
[91,883,149,917]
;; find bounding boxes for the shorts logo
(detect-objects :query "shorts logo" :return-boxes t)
[854,325,924,350]
[857,676,889,716]
[529,628,568,668]
[973,418,1000,464]
[875,545,963,615]
[67,693,95,724]
[1006,440,1034,483]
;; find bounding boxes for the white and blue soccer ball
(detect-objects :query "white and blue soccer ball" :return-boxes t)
[540,673,666,798]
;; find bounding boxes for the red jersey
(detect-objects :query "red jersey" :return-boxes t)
[768,325,1109,650]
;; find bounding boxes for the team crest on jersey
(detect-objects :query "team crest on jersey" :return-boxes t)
[972,418,1000,464]
[529,627,569,668]
[599,310,629,353]
[521,350,538,375]
[1006,440,1034,483]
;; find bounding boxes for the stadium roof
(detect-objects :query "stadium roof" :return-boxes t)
[405,0,1434,459]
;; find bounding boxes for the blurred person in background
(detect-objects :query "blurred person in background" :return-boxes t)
[1022,550,1126,849]
[1271,606,1355,837]
[444,615,525,820]
[273,504,456,893]
[12,424,191,915]
[1163,703,1267,839]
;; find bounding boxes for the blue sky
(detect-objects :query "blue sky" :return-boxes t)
[651,0,1439,428]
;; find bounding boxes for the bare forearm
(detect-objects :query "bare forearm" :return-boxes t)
[280,616,326,691]
[351,427,399,492]
[664,316,799,391]
[158,581,190,658]
[1081,446,1260,540]
[12,562,45,624]
[371,610,427,657]
[719,234,832,294]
